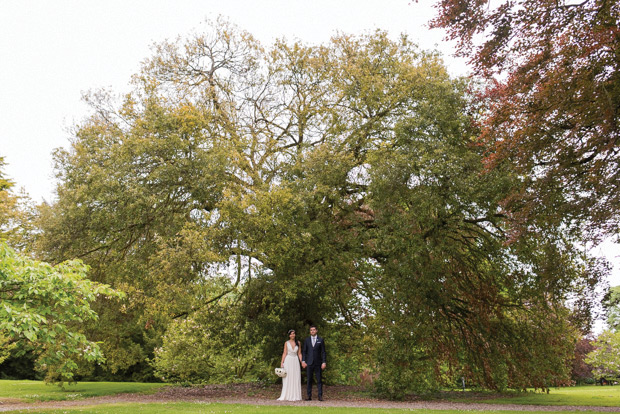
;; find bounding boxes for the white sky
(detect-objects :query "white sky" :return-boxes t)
[0,0,618,293]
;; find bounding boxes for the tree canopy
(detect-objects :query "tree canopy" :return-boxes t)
[35,20,606,394]
[430,0,620,240]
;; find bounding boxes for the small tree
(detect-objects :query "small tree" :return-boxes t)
[0,242,123,382]
[585,286,620,382]
[585,330,620,381]
[0,156,36,251]
[572,337,595,384]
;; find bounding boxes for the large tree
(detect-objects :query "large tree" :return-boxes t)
[429,0,620,240]
[37,20,604,392]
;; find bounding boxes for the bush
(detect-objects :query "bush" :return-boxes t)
[152,301,267,383]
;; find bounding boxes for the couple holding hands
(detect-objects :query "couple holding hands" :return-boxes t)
[277,325,327,401]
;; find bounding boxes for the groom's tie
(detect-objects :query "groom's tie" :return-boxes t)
[312,336,316,347]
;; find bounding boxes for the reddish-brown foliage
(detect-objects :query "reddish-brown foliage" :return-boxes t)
[571,336,595,383]
[430,0,620,239]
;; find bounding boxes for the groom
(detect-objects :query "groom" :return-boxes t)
[301,325,326,401]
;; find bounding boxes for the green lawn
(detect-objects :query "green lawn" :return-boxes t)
[2,381,620,413]
[447,385,620,407]
[0,403,611,414]
[0,380,166,402]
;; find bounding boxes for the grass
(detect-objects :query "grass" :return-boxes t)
[482,385,620,407]
[2,381,620,413]
[0,403,612,414]
[0,380,166,402]
[439,385,620,407]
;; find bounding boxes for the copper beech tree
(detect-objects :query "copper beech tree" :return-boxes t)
[430,0,620,239]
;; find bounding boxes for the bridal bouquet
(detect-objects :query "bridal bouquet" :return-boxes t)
[274,367,287,378]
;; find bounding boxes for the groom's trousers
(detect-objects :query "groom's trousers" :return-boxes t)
[306,364,322,399]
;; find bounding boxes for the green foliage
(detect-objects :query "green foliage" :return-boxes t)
[585,330,620,379]
[602,285,620,331]
[0,242,123,382]
[587,287,620,380]
[0,333,16,365]
[152,295,266,383]
[34,19,605,392]
[317,324,372,386]
[372,336,440,399]
[0,349,40,380]
[0,156,36,252]
[359,70,588,392]
[0,157,12,192]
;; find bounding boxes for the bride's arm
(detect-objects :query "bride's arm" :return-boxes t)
[297,343,302,362]
[280,342,287,367]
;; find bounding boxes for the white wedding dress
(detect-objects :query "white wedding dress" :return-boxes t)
[277,341,302,401]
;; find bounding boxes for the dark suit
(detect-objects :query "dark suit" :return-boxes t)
[302,335,326,399]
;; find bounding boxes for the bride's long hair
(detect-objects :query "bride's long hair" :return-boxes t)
[288,329,299,348]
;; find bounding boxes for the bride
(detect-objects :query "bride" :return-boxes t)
[277,329,302,401]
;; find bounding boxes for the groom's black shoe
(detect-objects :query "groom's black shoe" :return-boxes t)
[305,397,312,401]
[318,396,323,401]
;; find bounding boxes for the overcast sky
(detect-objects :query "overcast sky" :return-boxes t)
[1,0,618,292]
